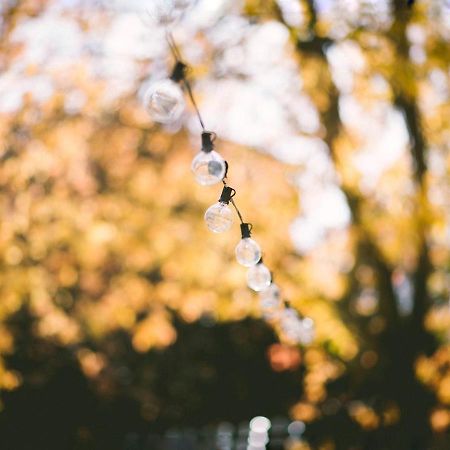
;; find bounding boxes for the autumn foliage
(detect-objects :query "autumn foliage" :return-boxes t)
[0,1,449,449]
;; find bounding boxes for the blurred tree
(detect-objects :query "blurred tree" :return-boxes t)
[0,0,449,449]
[251,0,449,448]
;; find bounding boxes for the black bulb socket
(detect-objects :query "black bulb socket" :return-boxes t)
[219,186,235,204]
[170,61,187,83]
[201,132,215,153]
[240,223,253,239]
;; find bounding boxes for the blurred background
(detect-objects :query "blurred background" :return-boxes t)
[0,0,449,449]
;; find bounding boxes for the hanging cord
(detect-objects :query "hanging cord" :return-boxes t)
[167,30,246,226]
[167,31,244,223]
[222,179,244,224]
[159,27,313,346]
[166,31,244,223]
[230,198,245,224]
[166,31,206,130]
[166,31,183,61]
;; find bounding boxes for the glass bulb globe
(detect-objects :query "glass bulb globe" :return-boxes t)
[235,238,262,267]
[260,283,280,303]
[259,284,281,319]
[281,309,302,342]
[247,263,271,292]
[259,283,281,307]
[298,317,315,345]
[143,79,185,124]
[204,202,233,233]
[191,150,226,185]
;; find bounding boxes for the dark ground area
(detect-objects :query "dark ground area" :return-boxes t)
[0,309,303,450]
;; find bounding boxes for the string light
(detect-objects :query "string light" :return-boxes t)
[235,223,262,267]
[143,62,186,123]
[299,317,315,345]
[259,283,282,318]
[204,186,235,233]
[260,283,281,304]
[142,20,315,346]
[279,305,316,345]
[280,306,303,341]
[191,132,227,185]
[247,259,272,292]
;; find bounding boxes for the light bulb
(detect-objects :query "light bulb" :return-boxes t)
[259,284,281,320]
[235,223,261,267]
[280,309,315,345]
[280,308,302,342]
[298,317,315,345]
[247,262,271,292]
[259,283,281,307]
[191,132,226,185]
[191,150,226,185]
[204,202,233,233]
[143,79,185,124]
[235,238,261,267]
[204,186,235,233]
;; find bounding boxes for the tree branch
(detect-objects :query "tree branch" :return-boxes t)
[296,0,401,330]
[391,0,431,330]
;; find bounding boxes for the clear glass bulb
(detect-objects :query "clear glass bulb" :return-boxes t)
[281,309,302,342]
[298,317,315,345]
[143,79,185,124]
[260,283,280,302]
[204,202,233,233]
[247,263,271,292]
[259,283,281,307]
[259,284,281,319]
[235,238,262,267]
[191,150,226,185]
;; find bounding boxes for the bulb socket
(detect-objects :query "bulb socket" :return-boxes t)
[201,132,215,152]
[240,223,253,239]
[219,186,235,204]
[170,61,187,82]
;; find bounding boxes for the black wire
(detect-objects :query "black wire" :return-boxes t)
[182,79,206,130]
[230,198,245,224]
[162,27,309,327]
[222,179,244,224]
[165,31,206,130]
[166,31,182,61]
[167,32,244,223]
